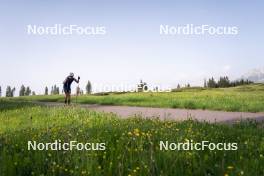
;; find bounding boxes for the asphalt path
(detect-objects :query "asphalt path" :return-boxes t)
[35,102,264,123]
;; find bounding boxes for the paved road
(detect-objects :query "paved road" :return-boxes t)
[35,102,264,123]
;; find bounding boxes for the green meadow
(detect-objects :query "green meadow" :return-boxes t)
[0,100,264,176]
[1,84,264,175]
[15,83,264,112]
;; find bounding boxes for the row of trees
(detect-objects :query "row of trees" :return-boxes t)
[0,77,254,97]
[176,83,191,89]
[204,76,253,88]
[43,81,92,95]
[5,86,16,97]
[19,85,32,96]
[0,81,92,97]
[0,85,36,97]
[50,85,60,95]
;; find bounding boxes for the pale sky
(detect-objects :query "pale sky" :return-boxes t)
[0,0,263,95]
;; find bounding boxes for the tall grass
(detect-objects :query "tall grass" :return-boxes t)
[0,101,264,175]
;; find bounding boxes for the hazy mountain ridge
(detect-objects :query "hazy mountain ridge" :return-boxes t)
[241,68,264,83]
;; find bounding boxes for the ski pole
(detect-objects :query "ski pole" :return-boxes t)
[76,76,80,104]
[76,84,79,104]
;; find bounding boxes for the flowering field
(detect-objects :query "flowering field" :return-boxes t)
[0,100,264,176]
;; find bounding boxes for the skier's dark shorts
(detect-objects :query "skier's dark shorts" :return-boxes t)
[63,84,71,93]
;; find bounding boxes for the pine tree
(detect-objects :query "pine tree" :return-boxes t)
[207,77,217,88]
[19,85,26,96]
[45,86,48,95]
[6,86,16,97]
[51,86,54,95]
[11,87,16,97]
[56,87,60,94]
[25,86,31,96]
[6,86,11,97]
[86,81,92,94]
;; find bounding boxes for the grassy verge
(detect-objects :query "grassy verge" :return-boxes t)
[0,101,264,175]
[13,84,264,112]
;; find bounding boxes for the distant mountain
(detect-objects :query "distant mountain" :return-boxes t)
[241,68,264,83]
